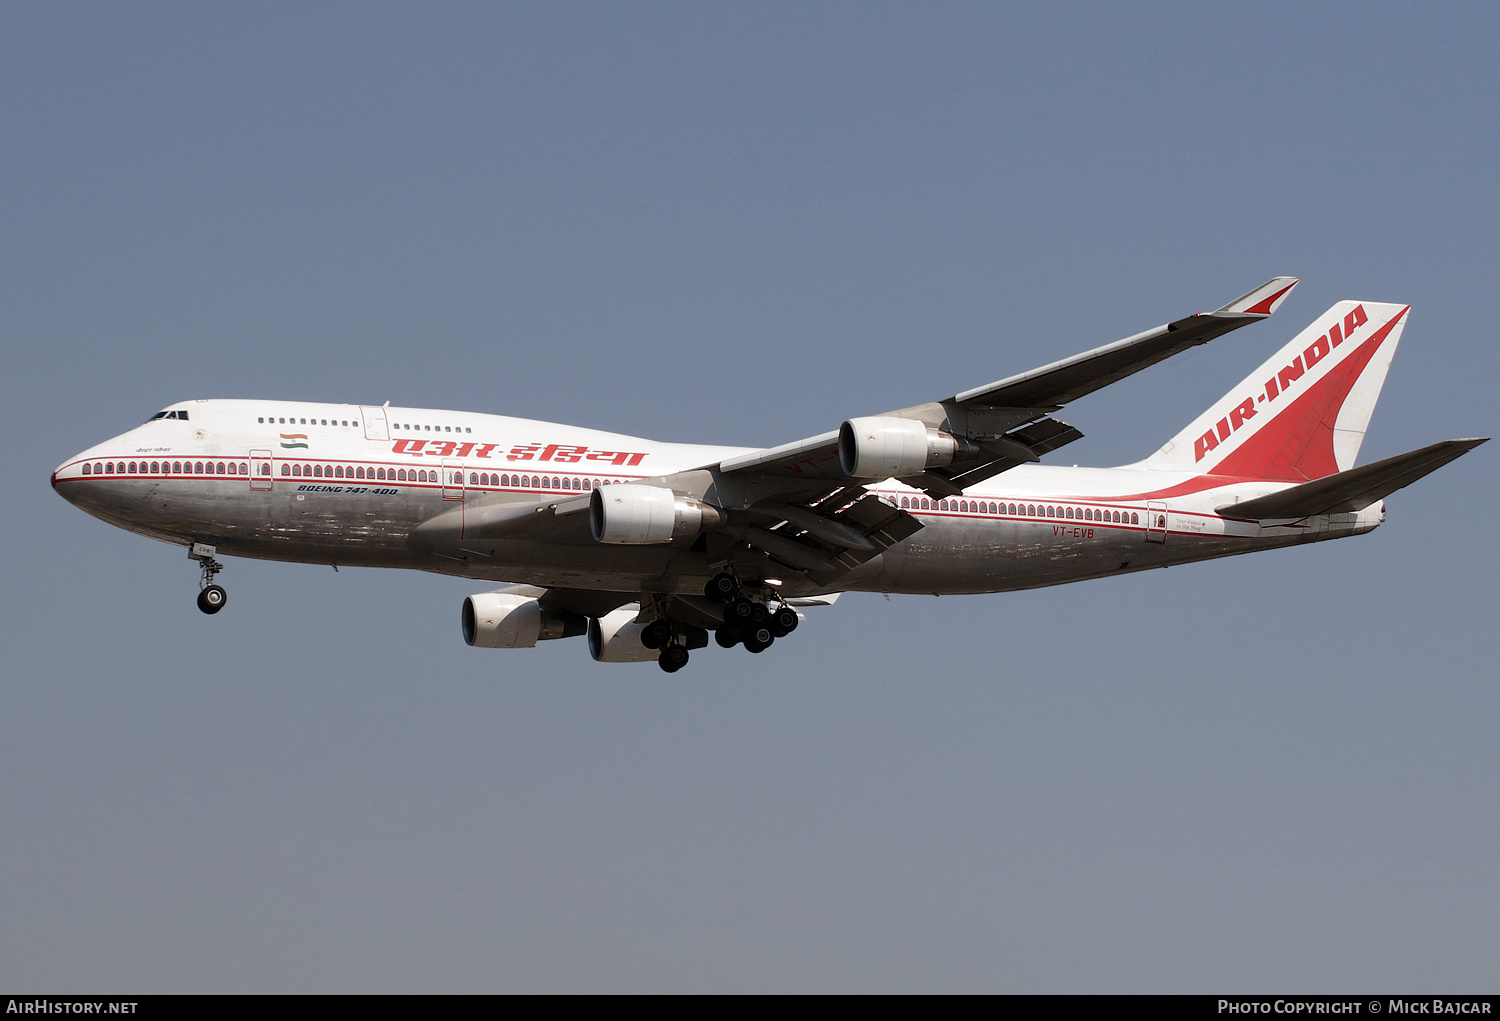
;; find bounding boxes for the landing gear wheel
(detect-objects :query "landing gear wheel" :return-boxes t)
[658,645,690,672]
[742,625,773,651]
[743,632,774,653]
[724,598,755,625]
[641,620,672,650]
[715,626,741,649]
[197,584,227,615]
[770,607,799,637]
[704,573,739,604]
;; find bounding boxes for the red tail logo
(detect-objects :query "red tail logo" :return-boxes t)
[1193,304,1370,463]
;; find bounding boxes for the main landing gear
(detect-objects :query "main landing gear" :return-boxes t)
[703,572,798,657]
[633,573,808,673]
[639,618,709,673]
[189,542,227,615]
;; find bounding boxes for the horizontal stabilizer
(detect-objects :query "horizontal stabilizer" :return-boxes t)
[1220,438,1488,519]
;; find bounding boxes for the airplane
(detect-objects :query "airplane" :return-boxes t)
[52,277,1486,672]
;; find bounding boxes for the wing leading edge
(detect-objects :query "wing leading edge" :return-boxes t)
[711,276,1299,494]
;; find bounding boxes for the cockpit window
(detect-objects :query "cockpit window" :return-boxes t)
[148,410,189,422]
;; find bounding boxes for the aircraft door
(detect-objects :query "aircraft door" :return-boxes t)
[360,406,389,441]
[443,459,465,502]
[1146,501,1168,544]
[249,449,274,491]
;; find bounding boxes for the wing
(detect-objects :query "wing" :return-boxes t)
[648,277,1299,586]
[710,276,1299,497]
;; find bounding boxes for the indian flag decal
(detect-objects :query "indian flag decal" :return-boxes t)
[279,433,309,449]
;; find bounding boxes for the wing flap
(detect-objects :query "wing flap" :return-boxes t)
[904,414,1085,496]
[730,488,922,585]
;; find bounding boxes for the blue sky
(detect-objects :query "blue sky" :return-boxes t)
[2,2,1496,992]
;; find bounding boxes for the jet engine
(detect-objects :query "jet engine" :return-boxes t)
[838,416,962,479]
[586,608,659,662]
[589,484,724,544]
[462,592,586,648]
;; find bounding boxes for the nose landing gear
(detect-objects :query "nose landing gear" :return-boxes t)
[189,542,227,615]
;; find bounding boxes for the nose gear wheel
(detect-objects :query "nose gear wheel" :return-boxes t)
[197,585,227,614]
[189,544,227,615]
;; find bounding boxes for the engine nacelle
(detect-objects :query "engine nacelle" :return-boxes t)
[838,416,960,479]
[462,592,585,648]
[587,608,659,662]
[590,484,723,544]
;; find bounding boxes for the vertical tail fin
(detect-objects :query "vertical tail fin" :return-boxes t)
[1143,301,1410,481]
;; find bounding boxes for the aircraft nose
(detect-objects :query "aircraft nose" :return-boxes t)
[54,453,86,503]
[54,446,116,509]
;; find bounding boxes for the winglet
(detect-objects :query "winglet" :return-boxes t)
[1215,276,1300,317]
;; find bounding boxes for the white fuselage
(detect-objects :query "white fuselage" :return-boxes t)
[53,399,1383,598]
